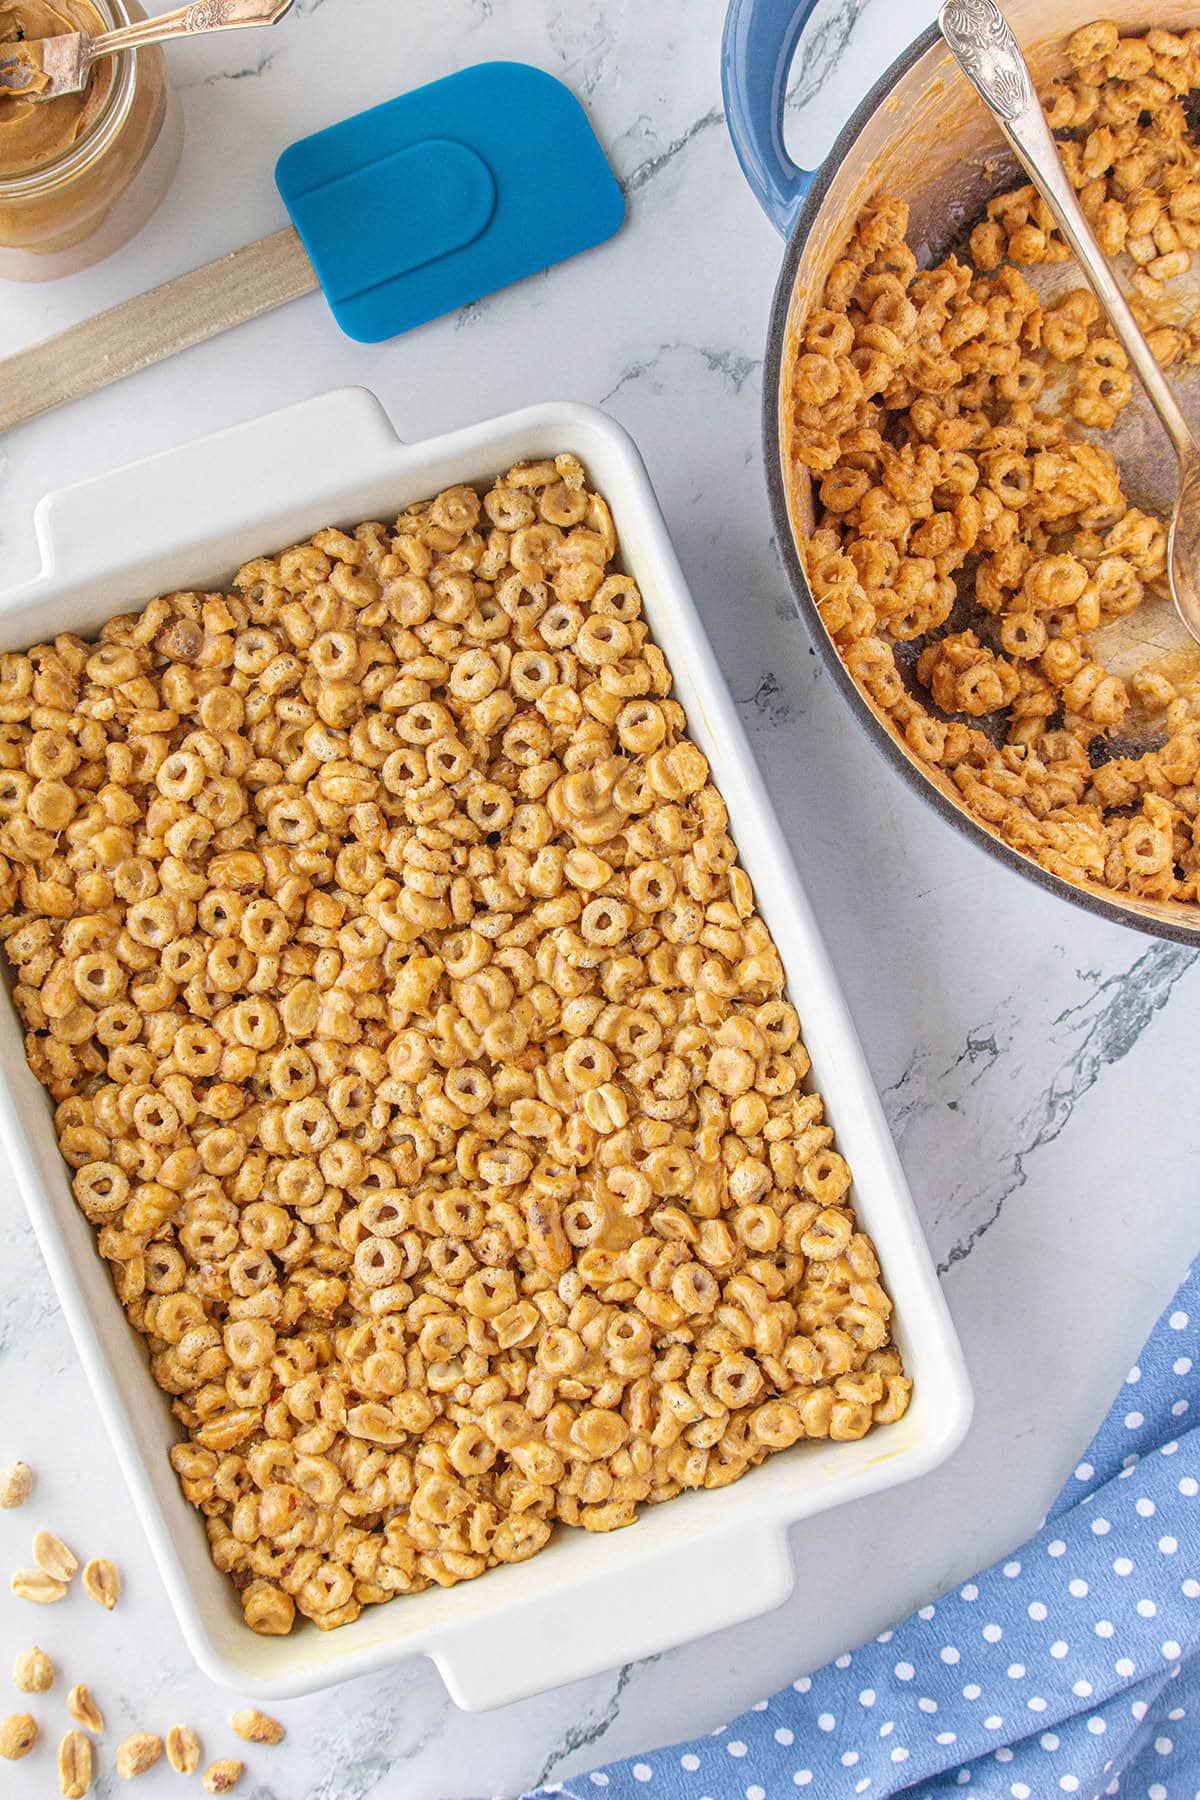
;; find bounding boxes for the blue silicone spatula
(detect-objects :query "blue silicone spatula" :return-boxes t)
[0,62,625,433]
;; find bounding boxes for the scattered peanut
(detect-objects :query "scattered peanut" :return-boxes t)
[67,1684,104,1734]
[81,1557,120,1610]
[115,1731,162,1778]
[0,1462,33,1508]
[33,1529,79,1584]
[230,1707,284,1745]
[11,1566,68,1604]
[0,1712,38,1759]
[203,1760,243,1794]
[58,1728,93,1798]
[12,1645,53,1693]
[165,1723,201,1774]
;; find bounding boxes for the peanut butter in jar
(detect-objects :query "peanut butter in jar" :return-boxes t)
[0,0,111,174]
[0,0,182,279]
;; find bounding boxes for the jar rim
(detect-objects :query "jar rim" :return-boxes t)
[0,0,137,197]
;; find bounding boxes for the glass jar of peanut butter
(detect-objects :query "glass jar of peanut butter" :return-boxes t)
[0,0,182,280]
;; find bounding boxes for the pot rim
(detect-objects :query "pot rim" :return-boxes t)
[761,19,1200,947]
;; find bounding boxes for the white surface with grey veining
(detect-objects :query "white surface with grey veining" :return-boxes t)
[1,1,1197,1795]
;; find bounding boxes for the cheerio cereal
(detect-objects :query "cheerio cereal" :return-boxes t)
[0,458,908,1634]
[788,21,1200,905]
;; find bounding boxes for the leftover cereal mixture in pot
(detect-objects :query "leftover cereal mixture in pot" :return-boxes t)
[789,20,1200,905]
[0,458,908,1635]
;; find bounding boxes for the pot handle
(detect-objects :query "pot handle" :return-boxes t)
[721,0,823,236]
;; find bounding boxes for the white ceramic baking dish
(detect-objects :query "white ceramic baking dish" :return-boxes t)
[0,388,971,1707]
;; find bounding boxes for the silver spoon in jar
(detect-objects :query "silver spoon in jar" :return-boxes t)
[939,0,1200,648]
[0,0,295,100]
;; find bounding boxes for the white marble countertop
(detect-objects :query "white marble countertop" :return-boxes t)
[1,1,1197,1794]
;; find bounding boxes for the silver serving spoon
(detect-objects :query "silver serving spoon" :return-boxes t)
[939,0,1200,647]
[0,0,294,100]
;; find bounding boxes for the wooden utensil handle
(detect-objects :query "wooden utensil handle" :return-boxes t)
[0,226,318,436]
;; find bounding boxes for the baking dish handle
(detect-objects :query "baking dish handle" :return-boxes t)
[27,387,402,589]
[429,1523,795,1712]
[721,0,822,236]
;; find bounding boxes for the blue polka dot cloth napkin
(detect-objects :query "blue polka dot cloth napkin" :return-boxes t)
[529,1261,1198,1800]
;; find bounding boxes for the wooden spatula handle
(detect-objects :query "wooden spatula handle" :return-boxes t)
[0,226,318,436]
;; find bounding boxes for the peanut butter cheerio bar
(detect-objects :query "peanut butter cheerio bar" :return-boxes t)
[0,456,909,1635]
